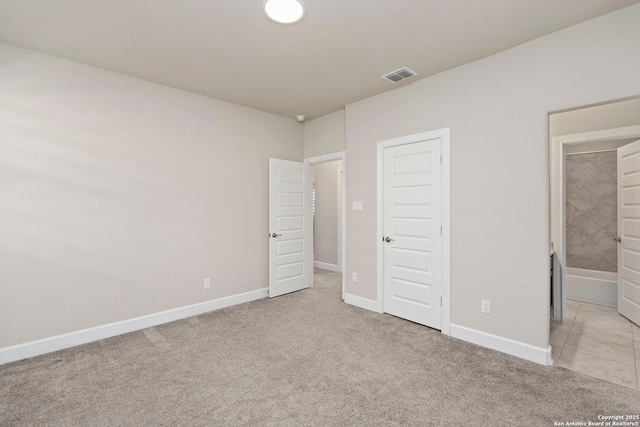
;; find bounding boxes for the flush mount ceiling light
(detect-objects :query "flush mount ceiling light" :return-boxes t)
[264,0,305,24]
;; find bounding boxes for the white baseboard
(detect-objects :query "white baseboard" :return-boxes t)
[314,261,341,273]
[344,293,382,313]
[0,287,268,366]
[450,323,552,366]
[566,267,617,307]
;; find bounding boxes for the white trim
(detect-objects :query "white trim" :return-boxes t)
[314,261,340,272]
[554,125,640,145]
[376,128,451,334]
[304,152,345,165]
[450,323,552,366]
[0,288,268,366]
[566,148,617,156]
[344,293,383,313]
[566,267,617,308]
[550,124,640,321]
[442,131,451,336]
[304,151,347,300]
[337,167,343,273]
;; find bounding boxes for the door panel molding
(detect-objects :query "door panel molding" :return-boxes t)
[269,158,313,298]
[376,129,451,335]
[617,139,640,326]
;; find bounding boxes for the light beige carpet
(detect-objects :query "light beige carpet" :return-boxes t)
[1,269,638,426]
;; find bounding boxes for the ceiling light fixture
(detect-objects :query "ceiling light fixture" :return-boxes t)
[264,0,305,24]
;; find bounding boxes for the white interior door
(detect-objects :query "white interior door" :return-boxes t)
[382,139,443,329]
[269,158,313,298]
[617,139,640,326]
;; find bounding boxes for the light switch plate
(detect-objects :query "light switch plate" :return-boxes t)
[352,201,363,211]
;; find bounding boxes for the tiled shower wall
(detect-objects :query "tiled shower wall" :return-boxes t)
[566,151,617,272]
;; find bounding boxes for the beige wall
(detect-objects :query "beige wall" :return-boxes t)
[344,4,640,349]
[313,160,342,267]
[0,42,303,348]
[550,97,640,138]
[304,110,346,158]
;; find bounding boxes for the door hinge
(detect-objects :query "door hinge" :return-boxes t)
[440,297,442,306]
[440,154,443,164]
[440,225,443,235]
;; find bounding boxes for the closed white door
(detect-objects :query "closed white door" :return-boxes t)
[617,140,640,326]
[269,158,313,298]
[383,139,443,329]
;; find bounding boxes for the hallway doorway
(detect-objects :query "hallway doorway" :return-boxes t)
[305,151,346,299]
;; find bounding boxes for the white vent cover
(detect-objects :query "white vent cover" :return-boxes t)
[381,67,417,83]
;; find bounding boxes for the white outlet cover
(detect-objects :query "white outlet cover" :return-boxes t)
[481,300,490,314]
[352,273,358,282]
[204,278,212,288]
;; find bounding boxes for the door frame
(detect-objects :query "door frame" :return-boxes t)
[550,125,640,320]
[376,128,451,336]
[304,151,347,300]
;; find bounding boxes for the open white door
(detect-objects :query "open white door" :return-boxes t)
[269,158,313,298]
[382,139,443,329]
[617,140,640,326]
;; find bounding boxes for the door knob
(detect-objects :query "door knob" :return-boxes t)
[271,233,282,238]
[614,236,622,243]
[384,236,394,243]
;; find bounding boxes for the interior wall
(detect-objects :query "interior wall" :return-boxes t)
[550,97,640,137]
[344,4,640,349]
[304,110,346,158]
[0,42,304,348]
[313,160,341,268]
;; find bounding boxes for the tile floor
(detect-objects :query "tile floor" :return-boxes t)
[551,299,640,389]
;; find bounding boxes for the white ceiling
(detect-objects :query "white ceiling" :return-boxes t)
[1,0,638,120]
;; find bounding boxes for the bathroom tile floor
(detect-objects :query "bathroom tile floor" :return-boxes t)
[551,299,640,389]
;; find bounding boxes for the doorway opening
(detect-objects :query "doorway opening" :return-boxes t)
[549,96,640,388]
[551,127,640,320]
[304,151,346,299]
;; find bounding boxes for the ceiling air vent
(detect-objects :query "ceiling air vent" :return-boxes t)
[382,67,417,83]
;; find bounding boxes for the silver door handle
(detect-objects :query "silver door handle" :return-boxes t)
[384,236,394,243]
[614,236,622,243]
[271,233,282,238]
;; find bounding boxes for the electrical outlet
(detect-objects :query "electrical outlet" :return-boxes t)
[204,278,211,289]
[352,272,358,283]
[481,299,491,314]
